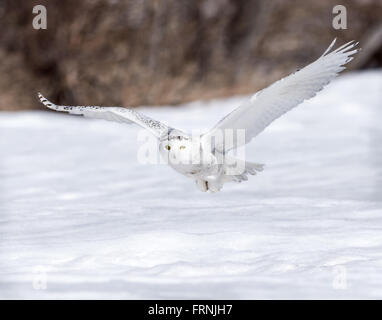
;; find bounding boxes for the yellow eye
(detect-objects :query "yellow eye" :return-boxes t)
[179,145,186,150]
[165,145,171,150]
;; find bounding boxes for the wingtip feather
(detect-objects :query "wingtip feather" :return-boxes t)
[322,38,337,56]
[37,92,56,109]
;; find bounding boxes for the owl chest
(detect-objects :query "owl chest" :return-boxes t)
[173,160,223,179]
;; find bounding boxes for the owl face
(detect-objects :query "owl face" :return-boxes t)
[160,136,195,165]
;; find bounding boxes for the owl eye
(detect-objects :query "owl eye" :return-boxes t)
[165,145,171,150]
[179,145,186,150]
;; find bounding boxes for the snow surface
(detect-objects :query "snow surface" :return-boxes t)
[0,71,382,299]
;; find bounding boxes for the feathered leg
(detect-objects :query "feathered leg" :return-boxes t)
[195,179,208,192]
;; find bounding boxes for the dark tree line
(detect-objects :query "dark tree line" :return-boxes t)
[0,0,381,110]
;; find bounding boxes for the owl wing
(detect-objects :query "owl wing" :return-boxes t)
[201,39,359,153]
[38,93,172,138]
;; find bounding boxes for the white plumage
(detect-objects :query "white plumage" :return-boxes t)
[202,39,359,152]
[38,39,359,192]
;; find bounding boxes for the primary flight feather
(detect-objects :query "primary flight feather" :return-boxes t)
[38,39,359,192]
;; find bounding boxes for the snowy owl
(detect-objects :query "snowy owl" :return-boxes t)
[38,39,358,192]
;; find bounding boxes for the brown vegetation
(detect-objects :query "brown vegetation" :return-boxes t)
[0,0,381,111]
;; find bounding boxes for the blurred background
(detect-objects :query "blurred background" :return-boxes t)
[0,0,381,111]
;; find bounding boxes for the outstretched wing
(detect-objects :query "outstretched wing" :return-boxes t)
[38,93,171,138]
[202,39,359,153]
